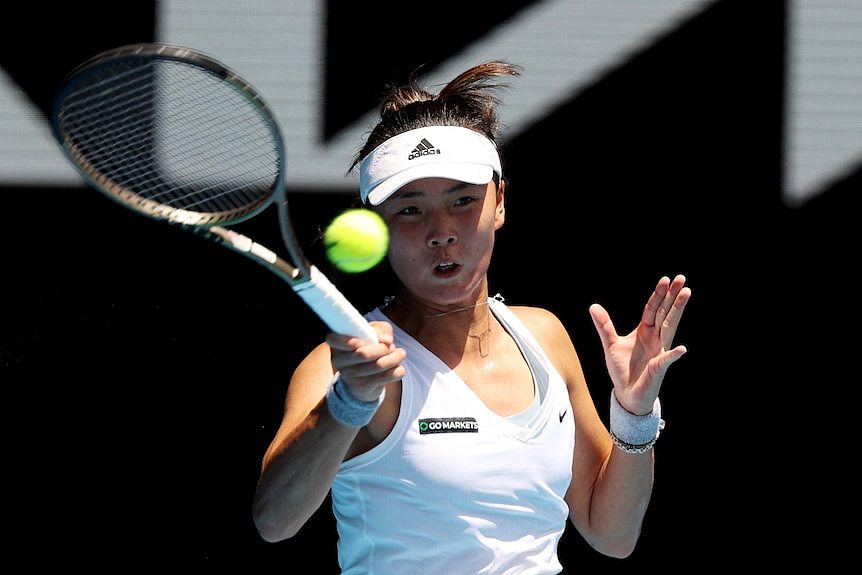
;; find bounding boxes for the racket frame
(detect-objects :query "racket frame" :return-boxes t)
[51,42,378,342]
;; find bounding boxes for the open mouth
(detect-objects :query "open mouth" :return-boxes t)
[434,262,459,274]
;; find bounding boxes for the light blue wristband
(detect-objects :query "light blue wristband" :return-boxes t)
[609,391,664,453]
[326,373,385,428]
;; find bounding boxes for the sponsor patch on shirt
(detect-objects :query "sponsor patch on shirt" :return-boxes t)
[418,417,478,434]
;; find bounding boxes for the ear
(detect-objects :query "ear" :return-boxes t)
[494,177,506,229]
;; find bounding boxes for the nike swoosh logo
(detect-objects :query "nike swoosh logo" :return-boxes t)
[559,409,567,422]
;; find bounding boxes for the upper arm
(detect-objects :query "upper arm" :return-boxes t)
[283,343,335,425]
[261,342,335,466]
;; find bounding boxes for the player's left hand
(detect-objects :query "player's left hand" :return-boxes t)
[589,274,691,415]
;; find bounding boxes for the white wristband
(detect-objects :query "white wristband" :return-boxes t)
[326,373,385,428]
[609,391,664,453]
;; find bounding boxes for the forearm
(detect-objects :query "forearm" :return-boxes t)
[252,399,358,542]
[578,392,662,557]
[586,447,655,557]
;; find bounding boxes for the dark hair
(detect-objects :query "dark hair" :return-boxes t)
[349,61,522,174]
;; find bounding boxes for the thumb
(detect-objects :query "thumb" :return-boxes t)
[589,303,616,351]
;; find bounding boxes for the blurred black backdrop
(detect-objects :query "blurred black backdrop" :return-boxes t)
[1,0,851,571]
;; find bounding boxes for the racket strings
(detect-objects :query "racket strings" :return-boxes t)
[154,77,276,207]
[57,57,281,224]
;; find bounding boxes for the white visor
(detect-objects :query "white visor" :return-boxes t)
[359,126,502,205]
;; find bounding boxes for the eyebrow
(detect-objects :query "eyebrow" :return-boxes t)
[393,181,473,200]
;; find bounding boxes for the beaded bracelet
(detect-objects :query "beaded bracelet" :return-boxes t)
[325,373,385,428]
[609,391,664,454]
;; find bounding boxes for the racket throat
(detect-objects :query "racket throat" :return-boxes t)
[206,226,303,282]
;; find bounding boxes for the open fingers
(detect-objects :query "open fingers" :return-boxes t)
[656,275,691,348]
[642,275,672,328]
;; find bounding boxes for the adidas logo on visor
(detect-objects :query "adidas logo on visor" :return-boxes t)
[408,138,440,160]
[359,126,502,206]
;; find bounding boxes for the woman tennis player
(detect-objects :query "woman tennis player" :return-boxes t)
[252,60,691,574]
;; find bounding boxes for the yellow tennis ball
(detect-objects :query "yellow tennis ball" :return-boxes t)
[324,208,389,273]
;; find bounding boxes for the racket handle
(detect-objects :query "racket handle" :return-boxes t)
[293,266,379,343]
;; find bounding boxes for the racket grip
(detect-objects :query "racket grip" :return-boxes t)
[293,266,379,343]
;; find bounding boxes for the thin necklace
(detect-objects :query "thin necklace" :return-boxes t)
[382,293,503,318]
[383,296,488,318]
[384,294,503,357]
[383,295,488,318]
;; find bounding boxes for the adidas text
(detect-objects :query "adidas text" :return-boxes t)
[408,149,441,160]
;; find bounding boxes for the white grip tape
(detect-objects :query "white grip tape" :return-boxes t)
[221,229,278,264]
[293,266,379,342]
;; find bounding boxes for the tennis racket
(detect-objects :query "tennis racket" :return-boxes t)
[50,42,377,342]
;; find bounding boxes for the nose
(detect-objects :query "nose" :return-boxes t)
[428,234,456,247]
[427,217,457,248]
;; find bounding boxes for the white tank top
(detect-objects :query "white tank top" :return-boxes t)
[331,297,575,574]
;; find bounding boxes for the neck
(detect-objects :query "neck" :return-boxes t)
[384,295,489,318]
[382,293,500,358]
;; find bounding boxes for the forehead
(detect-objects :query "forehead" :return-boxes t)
[391,178,483,199]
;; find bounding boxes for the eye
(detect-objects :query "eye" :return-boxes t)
[397,205,421,216]
[454,195,477,207]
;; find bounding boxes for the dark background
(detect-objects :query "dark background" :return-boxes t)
[1,0,850,570]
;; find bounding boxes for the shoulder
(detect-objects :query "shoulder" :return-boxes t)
[507,305,570,342]
[297,341,333,372]
[506,304,585,385]
[290,342,336,399]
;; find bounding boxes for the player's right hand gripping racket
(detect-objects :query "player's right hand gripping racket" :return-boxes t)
[51,42,378,342]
